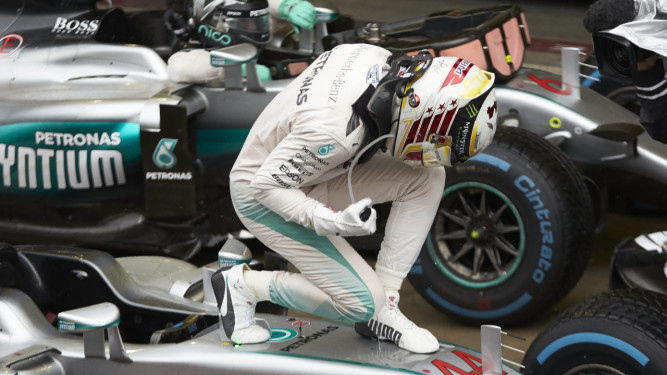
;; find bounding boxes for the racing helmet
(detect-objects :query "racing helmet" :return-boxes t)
[191,0,271,48]
[389,56,497,167]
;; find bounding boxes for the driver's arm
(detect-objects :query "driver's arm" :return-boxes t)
[248,115,352,229]
[268,0,316,32]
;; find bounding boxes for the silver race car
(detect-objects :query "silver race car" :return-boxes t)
[0,241,523,375]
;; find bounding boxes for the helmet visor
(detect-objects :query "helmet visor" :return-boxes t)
[221,0,270,43]
[226,13,270,36]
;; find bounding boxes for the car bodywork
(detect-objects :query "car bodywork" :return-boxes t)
[0,239,522,374]
[0,286,522,375]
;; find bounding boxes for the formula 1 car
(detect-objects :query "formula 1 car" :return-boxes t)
[0,241,524,375]
[0,238,288,343]
[0,0,664,328]
[0,287,523,375]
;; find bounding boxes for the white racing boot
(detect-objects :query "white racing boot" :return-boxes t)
[215,264,270,345]
[355,291,439,354]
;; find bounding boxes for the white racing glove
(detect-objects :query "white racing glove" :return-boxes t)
[312,198,377,237]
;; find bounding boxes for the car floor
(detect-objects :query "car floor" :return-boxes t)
[116,0,667,370]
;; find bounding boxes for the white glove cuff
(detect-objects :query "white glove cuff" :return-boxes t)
[312,204,340,236]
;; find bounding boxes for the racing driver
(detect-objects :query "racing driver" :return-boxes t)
[221,43,498,353]
[166,0,316,82]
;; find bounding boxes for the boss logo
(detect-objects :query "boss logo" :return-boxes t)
[52,17,100,35]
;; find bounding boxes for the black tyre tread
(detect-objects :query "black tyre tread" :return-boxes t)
[541,288,667,350]
[493,127,595,308]
[524,288,667,369]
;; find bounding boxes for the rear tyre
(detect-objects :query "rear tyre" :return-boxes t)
[408,126,595,325]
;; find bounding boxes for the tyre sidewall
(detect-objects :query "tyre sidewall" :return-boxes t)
[524,315,667,374]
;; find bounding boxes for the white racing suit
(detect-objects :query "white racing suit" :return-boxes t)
[230,44,446,322]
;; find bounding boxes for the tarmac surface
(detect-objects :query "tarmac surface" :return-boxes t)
[113,0,667,370]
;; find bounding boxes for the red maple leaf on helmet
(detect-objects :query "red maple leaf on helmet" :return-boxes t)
[487,101,498,118]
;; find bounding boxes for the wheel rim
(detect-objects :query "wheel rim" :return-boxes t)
[427,182,525,289]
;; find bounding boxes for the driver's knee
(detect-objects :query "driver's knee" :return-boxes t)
[331,281,384,322]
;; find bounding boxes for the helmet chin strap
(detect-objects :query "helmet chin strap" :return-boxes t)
[389,98,404,160]
[347,133,395,204]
